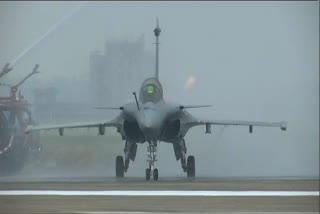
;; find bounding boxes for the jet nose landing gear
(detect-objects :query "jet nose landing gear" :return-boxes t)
[153,168,159,180]
[145,140,159,181]
[145,168,151,180]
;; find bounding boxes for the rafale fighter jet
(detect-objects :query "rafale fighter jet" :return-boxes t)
[26,22,287,180]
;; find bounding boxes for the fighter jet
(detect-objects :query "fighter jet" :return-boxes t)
[26,21,287,180]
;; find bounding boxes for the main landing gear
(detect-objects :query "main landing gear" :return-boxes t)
[186,155,195,178]
[174,139,196,178]
[115,141,138,178]
[145,140,158,181]
[116,155,124,177]
[115,139,195,180]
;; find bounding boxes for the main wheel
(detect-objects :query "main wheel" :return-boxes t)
[187,155,195,178]
[145,168,151,180]
[116,155,124,178]
[153,168,158,181]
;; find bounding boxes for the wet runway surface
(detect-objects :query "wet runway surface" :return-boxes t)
[0,176,318,191]
[0,175,318,213]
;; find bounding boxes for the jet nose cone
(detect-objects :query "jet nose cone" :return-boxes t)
[142,118,153,130]
[137,111,162,140]
[140,120,157,138]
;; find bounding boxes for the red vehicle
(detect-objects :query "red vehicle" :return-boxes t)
[0,63,40,175]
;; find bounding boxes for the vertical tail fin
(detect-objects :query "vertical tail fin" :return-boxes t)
[154,19,161,80]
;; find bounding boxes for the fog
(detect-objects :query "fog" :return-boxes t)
[0,1,318,178]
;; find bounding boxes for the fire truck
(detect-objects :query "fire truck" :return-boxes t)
[0,63,40,175]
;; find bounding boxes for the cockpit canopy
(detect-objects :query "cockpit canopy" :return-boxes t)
[139,78,163,104]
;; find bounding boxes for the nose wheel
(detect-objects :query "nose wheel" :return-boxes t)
[145,141,159,181]
[153,168,158,180]
[145,168,151,180]
[145,167,158,181]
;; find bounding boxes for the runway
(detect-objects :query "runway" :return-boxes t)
[0,177,318,213]
[0,190,318,196]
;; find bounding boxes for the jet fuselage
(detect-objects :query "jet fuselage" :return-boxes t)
[117,77,193,144]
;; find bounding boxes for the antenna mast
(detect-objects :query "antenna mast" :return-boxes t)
[154,19,161,80]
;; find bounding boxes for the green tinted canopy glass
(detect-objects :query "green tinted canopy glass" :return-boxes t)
[147,85,154,94]
[140,83,162,104]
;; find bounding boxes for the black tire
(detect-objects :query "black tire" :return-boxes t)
[0,136,27,176]
[187,155,195,178]
[145,168,151,180]
[153,168,158,181]
[116,155,124,178]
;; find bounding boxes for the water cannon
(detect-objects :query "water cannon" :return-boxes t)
[13,64,40,89]
[6,64,40,101]
[0,63,13,79]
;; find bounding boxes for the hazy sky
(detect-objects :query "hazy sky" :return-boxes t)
[0,1,318,177]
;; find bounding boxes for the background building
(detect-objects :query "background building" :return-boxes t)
[89,36,154,106]
[33,36,154,123]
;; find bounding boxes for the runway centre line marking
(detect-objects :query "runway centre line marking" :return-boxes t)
[0,190,318,196]
[65,212,149,214]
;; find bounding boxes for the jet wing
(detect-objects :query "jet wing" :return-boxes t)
[25,119,121,134]
[187,118,287,132]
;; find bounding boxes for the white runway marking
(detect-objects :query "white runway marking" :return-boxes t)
[68,213,319,214]
[0,190,318,196]
[68,212,149,214]
[67,213,319,214]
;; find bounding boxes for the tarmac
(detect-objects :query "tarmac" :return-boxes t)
[0,176,318,213]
